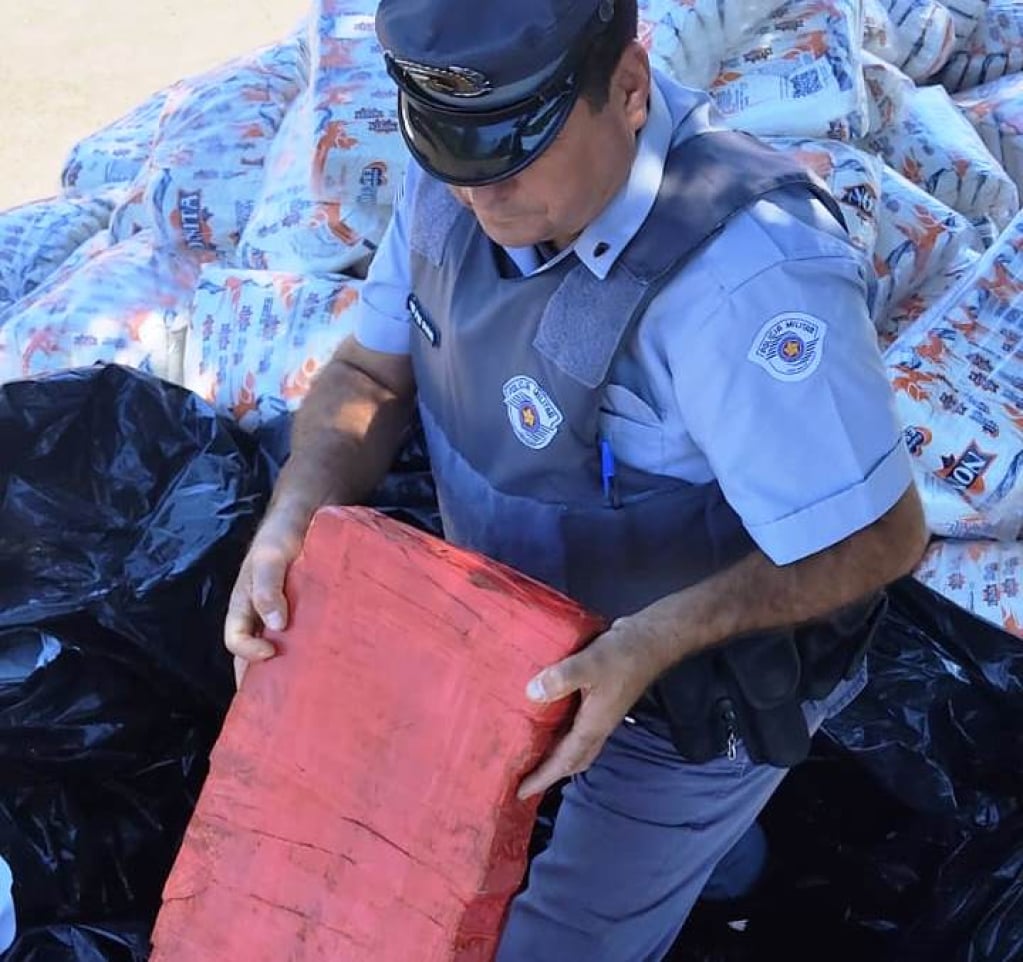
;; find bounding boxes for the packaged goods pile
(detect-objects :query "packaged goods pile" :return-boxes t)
[0,192,119,312]
[884,208,1023,543]
[235,8,406,274]
[939,0,1023,90]
[0,230,206,384]
[6,0,1023,444]
[135,38,309,257]
[955,70,1023,194]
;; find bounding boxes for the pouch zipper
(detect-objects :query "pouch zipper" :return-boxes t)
[719,699,739,761]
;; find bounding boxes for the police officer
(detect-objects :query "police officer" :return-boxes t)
[226,1,928,958]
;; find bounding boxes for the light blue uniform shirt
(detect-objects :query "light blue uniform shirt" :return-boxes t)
[356,72,913,566]
[0,854,13,953]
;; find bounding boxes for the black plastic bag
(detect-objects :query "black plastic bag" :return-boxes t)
[0,620,221,930]
[0,631,218,930]
[823,578,1023,829]
[665,576,1023,961]
[2,923,150,962]
[0,626,214,778]
[666,740,958,962]
[0,366,272,954]
[0,366,270,709]
[901,812,1023,961]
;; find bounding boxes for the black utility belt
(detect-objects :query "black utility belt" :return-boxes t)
[632,593,887,769]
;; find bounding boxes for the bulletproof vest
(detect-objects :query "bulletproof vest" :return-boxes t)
[406,93,884,768]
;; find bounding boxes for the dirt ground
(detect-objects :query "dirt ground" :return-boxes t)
[0,0,308,212]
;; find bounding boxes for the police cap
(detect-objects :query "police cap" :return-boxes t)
[376,0,617,186]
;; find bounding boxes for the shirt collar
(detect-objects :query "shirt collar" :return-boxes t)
[571,74,674,280]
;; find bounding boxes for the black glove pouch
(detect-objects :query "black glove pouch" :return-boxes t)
[640,592,888,768]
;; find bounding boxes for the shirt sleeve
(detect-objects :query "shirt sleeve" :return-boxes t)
[354,164,417,355]
[671,252,914,565]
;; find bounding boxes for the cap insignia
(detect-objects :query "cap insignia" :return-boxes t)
[389,56,492,98]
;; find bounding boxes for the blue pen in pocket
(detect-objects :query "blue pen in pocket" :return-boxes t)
[600,437,621,509]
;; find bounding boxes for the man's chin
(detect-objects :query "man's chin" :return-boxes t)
[477,218,545,250]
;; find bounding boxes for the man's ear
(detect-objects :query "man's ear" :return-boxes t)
[614,40,651,133]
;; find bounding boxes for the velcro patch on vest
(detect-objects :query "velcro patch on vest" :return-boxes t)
[502,376,564,450]
[747,312,827,382]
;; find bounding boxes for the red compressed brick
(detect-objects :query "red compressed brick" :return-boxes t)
[150,506,603,962]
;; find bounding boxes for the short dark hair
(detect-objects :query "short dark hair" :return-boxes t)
[577,0,639,110]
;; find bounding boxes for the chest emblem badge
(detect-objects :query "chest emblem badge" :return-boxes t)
[502,376,563,450]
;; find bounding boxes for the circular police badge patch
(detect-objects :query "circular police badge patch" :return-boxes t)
[747,312,828,382]
[503,376,564,450]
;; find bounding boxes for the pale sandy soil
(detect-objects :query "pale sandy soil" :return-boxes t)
[0,0,308,211]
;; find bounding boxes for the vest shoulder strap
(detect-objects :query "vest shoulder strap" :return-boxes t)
[621,129,846,283]
[534,131,845,388]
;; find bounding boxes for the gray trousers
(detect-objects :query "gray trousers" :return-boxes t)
[496,668,867,962]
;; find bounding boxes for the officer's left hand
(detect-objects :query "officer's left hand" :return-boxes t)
[517,620,667,800]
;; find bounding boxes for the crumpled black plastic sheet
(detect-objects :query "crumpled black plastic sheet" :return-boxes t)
[0,627,215,930]
[0,366,272,959]
[902,812,1023,962]
[8,365,1021,962]
[824,577,1023,828]
[664,576,1023,962]
[0,365,271,708]
[2,922,150,962]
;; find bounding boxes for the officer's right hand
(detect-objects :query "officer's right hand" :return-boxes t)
[224,510,310,672]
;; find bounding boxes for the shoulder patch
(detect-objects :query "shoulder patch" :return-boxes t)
[747,312,827,382]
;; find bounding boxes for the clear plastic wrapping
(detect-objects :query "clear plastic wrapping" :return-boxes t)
[183,266,361,428]
[237,2,408,273]
[863,55,1019,228]
[135,38,308,257]
[884,209,1023,541]
[0,231,207,386]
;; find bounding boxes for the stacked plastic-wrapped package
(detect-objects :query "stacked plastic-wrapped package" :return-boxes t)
[183,266,362,428]
[236,2,408,274]
[876,247,980,346]
[0,191,118,311]
[644,0,870,139]
[956,71,1023,195]
[939,0,1023,90]
[768,137,883,255]
[132,37,309,256]
[639,0,783,91]
[864,0,956,80]
[0,231,206,384]
[914,538,1022,636]
[884,209,1023,623]
[871,166,982,328]
[60,89,169,194]
[863,53,1019,227]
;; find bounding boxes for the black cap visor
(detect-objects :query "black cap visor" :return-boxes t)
[397,80,579,187]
